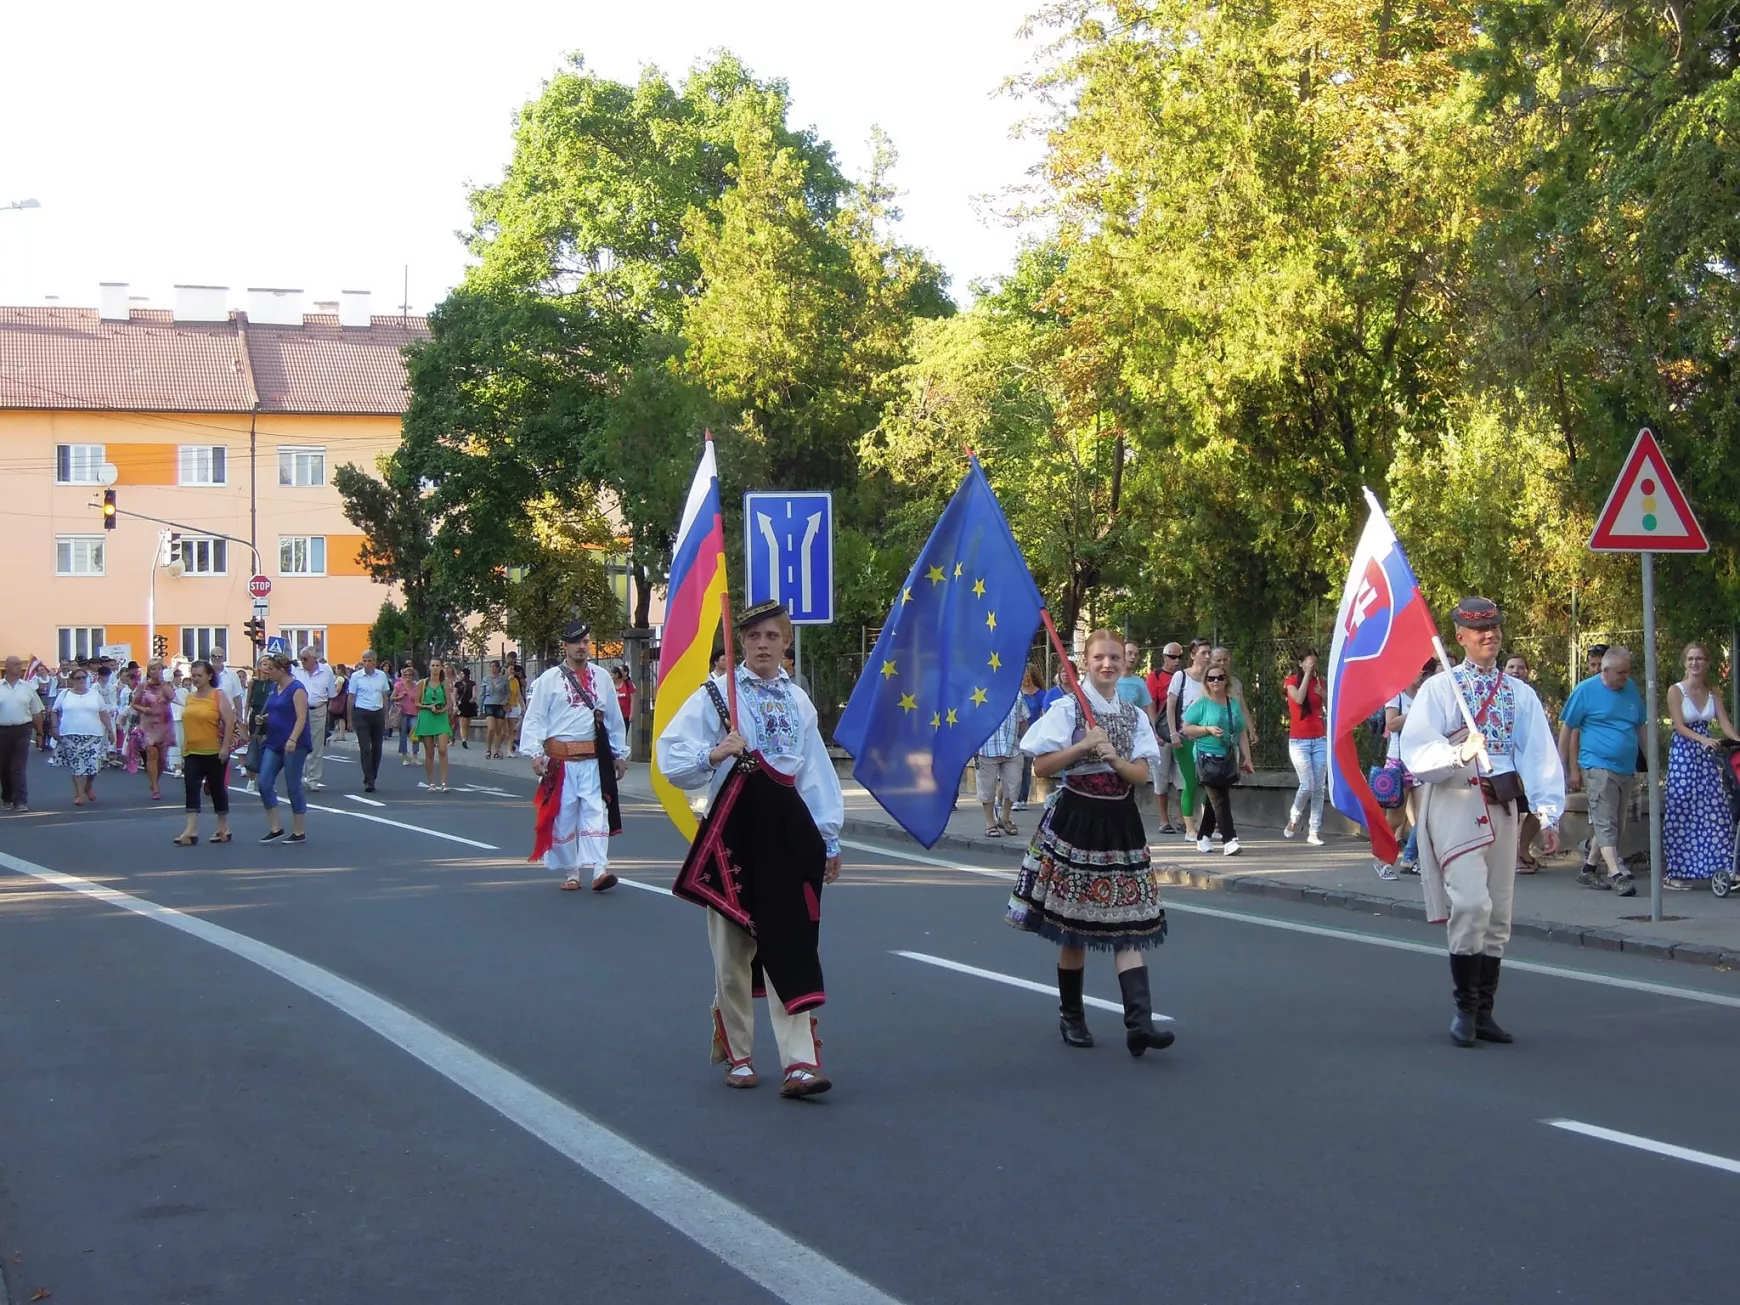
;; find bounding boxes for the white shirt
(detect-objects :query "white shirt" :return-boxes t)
[292,661,338,706]
[214,666,244,709]
[56,687,108,737]
[1167,668,1205,732]
[1400,664,1566,828]
[1385,691,1413,763]
[348,668,394,712]
[1021,681,1163,776]
[520,662,628,759]
[0,677,45,726]
[656,666,845,855]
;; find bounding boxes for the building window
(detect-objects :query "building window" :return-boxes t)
[278,447,325,487]
[173,536,228,575]
[278,536,326,575]
[179,445,228,486]
[55,444,105,485]
[181,627,229,661]
[58,627,106,662]
[281,627,325,658]
[55,535,106,576]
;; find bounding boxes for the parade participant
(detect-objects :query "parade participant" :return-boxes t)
[522,622,629,892]
[1284,648,1328,845]
[0,656,46,811]
[1503,653,1543,872]
[1008,629,1172,1057]
[1559,645,1646,897]
[1148,644,1183,832]
[1400,597,1565,1048]
[1166,639,1212,839]
[657,600,844,1098]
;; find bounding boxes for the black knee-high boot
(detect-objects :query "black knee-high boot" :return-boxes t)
[1058,967,1093,1048]
[1117,966,1175,1057]
[1475,954,1513,1043]
[1449,953,1479,1047]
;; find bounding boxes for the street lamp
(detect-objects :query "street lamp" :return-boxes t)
[2,198,41,212]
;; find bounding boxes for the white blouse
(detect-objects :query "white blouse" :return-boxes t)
[56,687,109,738]
[1020,681,1162,776]
[656,666,845,856]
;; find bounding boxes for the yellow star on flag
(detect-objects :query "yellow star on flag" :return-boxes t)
[945,707,958,726]
[880,659,898,680]
[901,587,913,604]
[988,651,1002,671]
[926,565,946,585]
[953,562,963,578]
[986,611,997,632]
[970,686,989,707]
[972,578,986,598]
[899,693,917,713]
[930,711,941,729]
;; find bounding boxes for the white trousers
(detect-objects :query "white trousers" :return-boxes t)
[1432,799,1519,956]
[543,759,611,874]
[304,701,329,783]
[707,909,820,1072]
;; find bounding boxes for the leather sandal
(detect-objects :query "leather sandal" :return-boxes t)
[561,875,583,891]
[780,1067,832,1099]
[172,834,199,846]
[725,1063,759,1089]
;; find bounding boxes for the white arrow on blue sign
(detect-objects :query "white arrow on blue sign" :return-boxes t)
[743,491,834,624]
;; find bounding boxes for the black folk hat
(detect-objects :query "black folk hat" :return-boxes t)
[1451,596,1502,630]
[735,599,788,631]
[560,620,592,643]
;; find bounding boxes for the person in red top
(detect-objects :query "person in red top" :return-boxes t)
[1146,643,1184,832]
[1284,647,1327,845]
[611,665,635,732]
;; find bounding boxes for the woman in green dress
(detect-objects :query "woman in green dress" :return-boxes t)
[416,659,456,792]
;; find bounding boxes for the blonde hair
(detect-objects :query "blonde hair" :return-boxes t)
[1683,641,1712,665]
[1082,628,1124,658]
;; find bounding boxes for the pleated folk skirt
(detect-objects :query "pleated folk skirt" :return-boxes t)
[1006,781,1167,951]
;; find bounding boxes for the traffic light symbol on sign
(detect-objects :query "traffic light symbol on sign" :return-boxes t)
[102,489,117,530]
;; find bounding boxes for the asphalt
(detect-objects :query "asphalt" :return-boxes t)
[4,744,1740,1303]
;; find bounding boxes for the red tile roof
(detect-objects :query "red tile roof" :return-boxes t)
[0,306,429,414]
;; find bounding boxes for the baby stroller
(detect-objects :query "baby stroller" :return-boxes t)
[1714,740,1740,898]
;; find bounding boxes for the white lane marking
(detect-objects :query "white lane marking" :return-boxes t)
[345,794,386,808]
[839,839,1740,1012]
[0,852,902,1305]
[457,784,512,796]
[620,878,673,897]
[225,786,500,851]
[1545,1119,1740,1177]
[894,950,1171,1020]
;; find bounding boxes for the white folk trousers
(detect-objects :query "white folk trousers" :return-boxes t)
[707,909,820,1073]
[543,759,611,875]
[1430,798,1519,957]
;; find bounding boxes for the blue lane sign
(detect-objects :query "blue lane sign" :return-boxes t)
[744,491,834,624]
[265,636,288,655]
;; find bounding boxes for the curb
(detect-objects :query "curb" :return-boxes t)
[839,818,1740,971]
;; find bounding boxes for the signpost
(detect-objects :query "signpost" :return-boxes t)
[264,635,288,656]
[744,491,835,687]
[1588,428,1709,921]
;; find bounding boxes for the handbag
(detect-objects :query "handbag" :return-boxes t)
[1368,761,1404,808]
[1195,701,1241,786]
[241,729,264,775]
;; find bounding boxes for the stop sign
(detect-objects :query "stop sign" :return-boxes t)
[248,574,272,599]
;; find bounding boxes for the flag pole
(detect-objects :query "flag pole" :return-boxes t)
[1430,634,1489,772]
[1039,606,1095,727]
[719,592,740,734]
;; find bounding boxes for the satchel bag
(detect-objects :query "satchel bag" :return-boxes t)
[1195,702,1241,787]
[1368,761,1404,809]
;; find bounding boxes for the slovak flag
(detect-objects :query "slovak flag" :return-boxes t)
[1326,489,1443,864]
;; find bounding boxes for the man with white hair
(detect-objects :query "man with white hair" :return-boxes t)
[0,656,47,810]
[1559,644,1647,896]
[292,646,337,790]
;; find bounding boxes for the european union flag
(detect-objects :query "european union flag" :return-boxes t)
[834,456,1044,847]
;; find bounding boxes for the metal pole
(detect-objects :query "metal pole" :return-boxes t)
[1642,551,1664,922]
[147,529,163,662]
[793,625,802,691]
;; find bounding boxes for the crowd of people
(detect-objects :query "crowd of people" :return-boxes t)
[963,633,1739,892]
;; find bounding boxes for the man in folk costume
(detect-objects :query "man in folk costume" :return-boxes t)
[1400,597,1565,1047]
[523,622,629,892]
[656,600,844,1099]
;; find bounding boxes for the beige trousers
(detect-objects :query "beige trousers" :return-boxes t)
[707,909,820,1072]
[303,701,329,784]
[1434,799,1520,956]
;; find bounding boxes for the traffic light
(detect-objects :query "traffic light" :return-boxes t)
[243,618,264,647]
[102,489,117,530]
[152,635,168,660]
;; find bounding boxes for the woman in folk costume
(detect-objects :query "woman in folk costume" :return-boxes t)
[1008,629,1174,1057]
[522,621,629,892]
[1400,597,1564,1048]
[656,600,844,1099]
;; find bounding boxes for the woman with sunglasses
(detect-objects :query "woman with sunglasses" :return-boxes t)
[53,667,112,807]
[1181,664,1255,855]
[1165,640,1213,839]
[1008,629,1174,1058]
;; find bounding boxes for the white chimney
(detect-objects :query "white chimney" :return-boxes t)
[99,282,129,321]
[174,285,229,323]
[312,299,339,315]
[339,289,371,328]
[246,287,304,326]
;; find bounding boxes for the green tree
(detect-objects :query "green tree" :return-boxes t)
[333,455,463,661]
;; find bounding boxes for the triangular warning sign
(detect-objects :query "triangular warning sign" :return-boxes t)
[1587,428,1709,553]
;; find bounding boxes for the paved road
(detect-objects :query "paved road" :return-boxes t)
[3,747,1739,1304]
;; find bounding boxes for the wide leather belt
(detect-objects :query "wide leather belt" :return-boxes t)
[544,739,597,760]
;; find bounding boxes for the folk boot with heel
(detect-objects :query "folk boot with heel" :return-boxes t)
[1449,953,1480,1047]
[1117,966,1175,1057]
[1475,954,1513,1044]
[1057,966,1093,1048]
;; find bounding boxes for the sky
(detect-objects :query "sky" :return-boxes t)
[0,1,1050,317]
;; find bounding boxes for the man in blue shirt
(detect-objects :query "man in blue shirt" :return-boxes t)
[1116,640,1156,724]
[1558,645,1647,895]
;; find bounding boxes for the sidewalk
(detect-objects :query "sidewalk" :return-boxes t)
[345,735,1740,969]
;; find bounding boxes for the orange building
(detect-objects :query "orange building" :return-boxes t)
[0,285,427,667]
